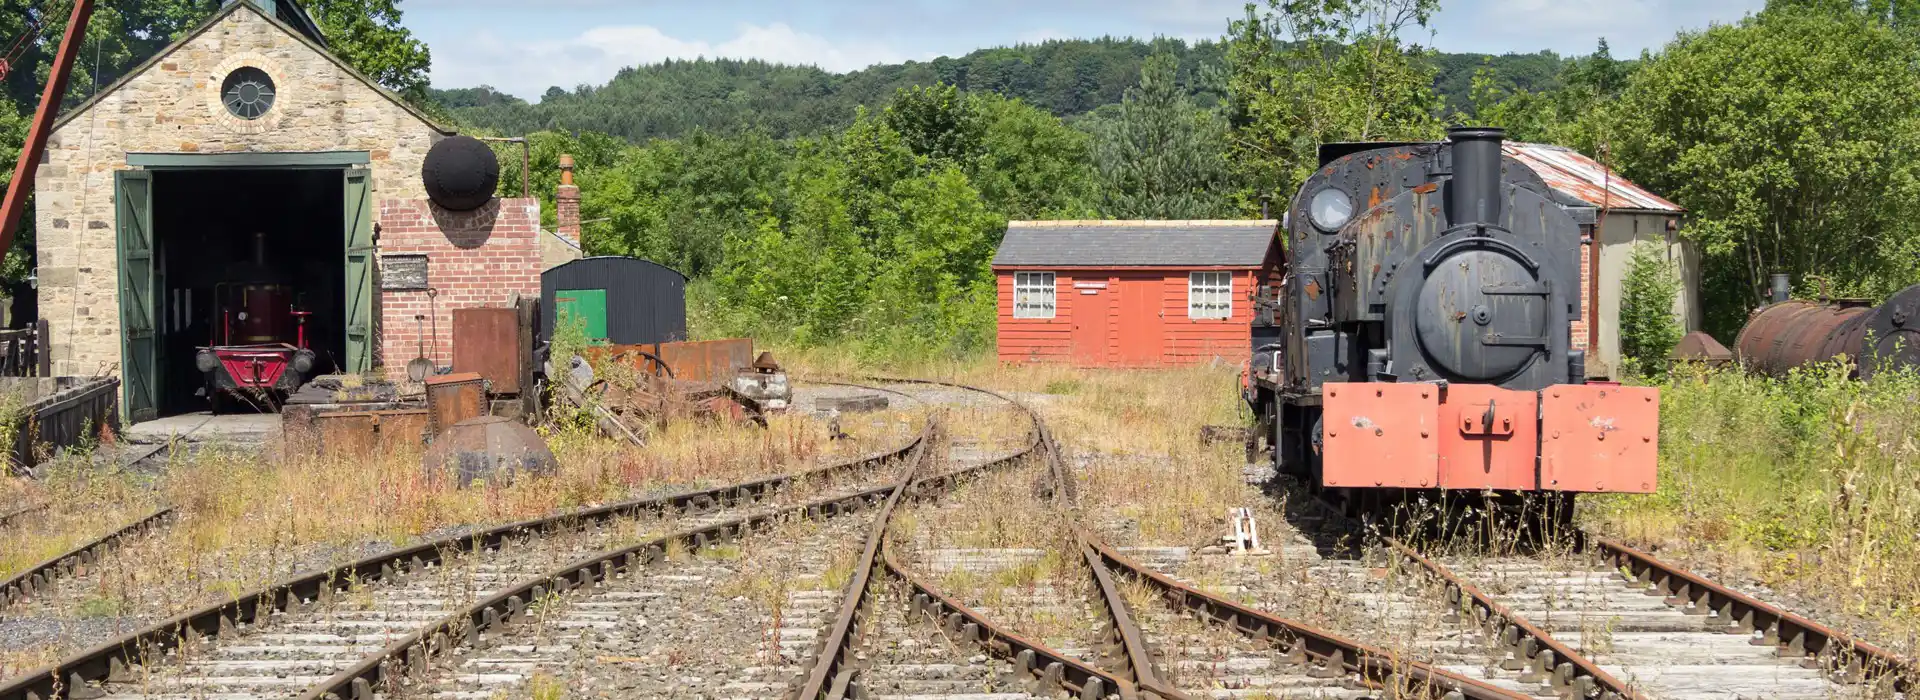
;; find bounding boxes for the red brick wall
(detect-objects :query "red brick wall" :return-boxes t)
[376,197,542,378]
[1573,233,1592,353]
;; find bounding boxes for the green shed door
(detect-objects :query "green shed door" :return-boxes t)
[116,170,157,423]
[343,168,374,372]
[555,289,608,343]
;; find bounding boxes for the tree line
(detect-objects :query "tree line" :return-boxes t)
[4,0,1919,357]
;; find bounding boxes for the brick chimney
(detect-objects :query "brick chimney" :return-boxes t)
[556,154,580,248]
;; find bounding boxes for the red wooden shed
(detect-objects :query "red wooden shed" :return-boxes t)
[992,220,1283,367]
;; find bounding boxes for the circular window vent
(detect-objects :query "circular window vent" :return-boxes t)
[221,67,276,120]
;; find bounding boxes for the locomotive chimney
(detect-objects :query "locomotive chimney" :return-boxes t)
[1769,273,1791,305]
[1447,126,1506,231]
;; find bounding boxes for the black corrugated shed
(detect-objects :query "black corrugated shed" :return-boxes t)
[540,256,688,345]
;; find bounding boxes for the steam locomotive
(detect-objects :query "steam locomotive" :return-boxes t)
[192,233,318,410]
[1245,127,1660,510]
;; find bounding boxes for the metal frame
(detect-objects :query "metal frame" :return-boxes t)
[125,151,370,169]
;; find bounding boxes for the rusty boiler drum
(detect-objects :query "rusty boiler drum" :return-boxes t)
[1735,282,1920,378]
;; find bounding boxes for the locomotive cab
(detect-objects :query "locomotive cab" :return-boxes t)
[1249,127,1660,503]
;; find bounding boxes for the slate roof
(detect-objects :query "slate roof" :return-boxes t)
[993,220,1280,268]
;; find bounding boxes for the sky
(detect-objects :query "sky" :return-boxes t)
[410,0,1769,100]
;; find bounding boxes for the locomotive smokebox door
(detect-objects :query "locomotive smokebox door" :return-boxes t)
[1412,241,1551,383]
[1321,383,1439,488]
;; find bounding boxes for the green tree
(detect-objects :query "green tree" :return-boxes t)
[1619,242,1683,377]
[882,83,986,167]
[968,92,1098,219]
[1608,4,1920,335]
[1089,53,1234,218]
[303,0,434,101]
[1224,0,1446,209]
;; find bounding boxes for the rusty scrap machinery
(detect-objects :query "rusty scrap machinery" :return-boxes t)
[1245,127,1660,515]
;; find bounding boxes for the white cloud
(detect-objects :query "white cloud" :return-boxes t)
[429,23,910,100]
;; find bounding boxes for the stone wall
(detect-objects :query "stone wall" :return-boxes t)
[377,199,543,378]
[33,4,445,378]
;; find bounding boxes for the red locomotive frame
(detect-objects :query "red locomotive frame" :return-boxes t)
[194,282,316,407]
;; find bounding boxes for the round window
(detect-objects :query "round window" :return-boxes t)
[221,67,276,120]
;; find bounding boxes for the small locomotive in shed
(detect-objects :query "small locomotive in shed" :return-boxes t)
[1246,127,1659,515]
[192,232,318,411]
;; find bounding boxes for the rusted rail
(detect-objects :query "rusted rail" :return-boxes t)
[305,477,916,700]
[1085,534,1527,700]
[1593,536,1918,690]
[882,547,1133,700]
[1384,538,1641,700]
[792,437,928,700]
[0,502,45,529]
[1076,532,1188,700]
[0,506,174,610]
[0,430,926,700]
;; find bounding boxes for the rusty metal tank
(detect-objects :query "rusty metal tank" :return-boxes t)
[1734,282,1920,378]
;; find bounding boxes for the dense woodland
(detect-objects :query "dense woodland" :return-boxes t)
[4,0,1920,362]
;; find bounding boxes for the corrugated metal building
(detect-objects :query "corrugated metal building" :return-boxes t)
[540,257,689,346]
[1503,142,1697,379]
[991,220,1282,367]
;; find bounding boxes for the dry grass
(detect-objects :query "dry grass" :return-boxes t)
[0,398,922,677]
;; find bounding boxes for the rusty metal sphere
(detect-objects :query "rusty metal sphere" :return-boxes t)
[421,135,499,211]
[422,415,557,488]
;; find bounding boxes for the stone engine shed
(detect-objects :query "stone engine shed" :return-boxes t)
[34,0,552,422]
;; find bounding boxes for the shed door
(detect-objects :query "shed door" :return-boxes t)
[1070,281,1110,366]
[116,170,157,422]
[1116,275,1163,366]
[555,289,608,343]
[343,168,374,373]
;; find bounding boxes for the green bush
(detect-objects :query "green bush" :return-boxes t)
[1619,241,1683,377]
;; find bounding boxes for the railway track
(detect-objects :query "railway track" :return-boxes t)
[0,420,928,700]
[1,507,176,612]
[16,375,1907,700]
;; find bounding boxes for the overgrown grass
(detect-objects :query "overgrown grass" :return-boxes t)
[1588,362,1920,646]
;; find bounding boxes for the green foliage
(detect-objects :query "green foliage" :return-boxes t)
[1619,242,1683,377]
[302,0,433,101]
[1606,5,1920,336]
[1088,53,1235,218]
[1224,0,1447,209]
[1594,364,1920,611]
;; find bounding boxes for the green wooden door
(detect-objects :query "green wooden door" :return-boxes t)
[343,168,374,372]
[555,289,608,343]
[115,170,157,422]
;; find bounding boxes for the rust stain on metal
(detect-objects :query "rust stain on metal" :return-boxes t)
[425,372,488,436]
[1413,182,1438,194]
[1304,278,1322,300]
[1368,187,1383,209]
[451,308,523,394]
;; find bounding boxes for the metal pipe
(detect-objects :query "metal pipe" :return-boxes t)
[475,136,530,199]
[1446,126,1506,230]
[0,0,96,257]
[1769,273,1791,305]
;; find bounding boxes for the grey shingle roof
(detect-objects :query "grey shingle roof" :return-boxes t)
[992,220,1280,267]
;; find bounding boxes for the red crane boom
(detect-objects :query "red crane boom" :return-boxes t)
[0,0,96,257]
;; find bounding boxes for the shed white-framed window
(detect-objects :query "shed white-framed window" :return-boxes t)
[1013,272,1057,319]
[1189,271,1234,320]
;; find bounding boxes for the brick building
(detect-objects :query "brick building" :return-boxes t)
[32,0,565,421]
[991,220,1283,367]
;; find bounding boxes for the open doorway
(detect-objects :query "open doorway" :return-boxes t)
[149,169,345,416]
